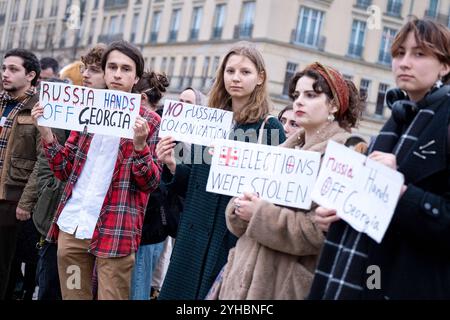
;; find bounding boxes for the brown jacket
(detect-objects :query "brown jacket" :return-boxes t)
[0,93,40,213]
[219,122,350,300]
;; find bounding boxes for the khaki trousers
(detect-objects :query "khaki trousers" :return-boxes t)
[57,230,135,300]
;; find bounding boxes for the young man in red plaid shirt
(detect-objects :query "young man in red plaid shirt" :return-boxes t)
[31,41,161,300]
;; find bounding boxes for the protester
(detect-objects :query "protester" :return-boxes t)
[31,40,161,300]
[278,104,299,138]
[0,49,41,299]
[129,71,175,300]
[39,57,59,82]
[156,41,286,300]
[217,62,364,299]
[33,44,107,300]
[309,18,450,300]
[149,86,206,300]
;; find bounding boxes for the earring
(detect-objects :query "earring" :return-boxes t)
[435,78,444,89]
[327,114,335,123]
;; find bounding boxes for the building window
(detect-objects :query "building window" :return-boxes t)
[190,7,203,41]
[60,24,67,48]
[32,25,42,49]
[348,20,366,58]
[149,57,156,71]
[109,15,119,35]
[201,57,210,89]
[7,26,15,49]
[360,78,371,98]
[18,25,28,48]
[88,18,96,44]
[36,0,45,18]
[375,83,389,116]
[378,27,396,65]
[234,1,255,39]
[23,0,32,20]
[355,0,372,9]
[169,9,181,43]
[282,62,298,96]
[186,57,196,87]
[50,0,59,16]
[46,23,56,48]
[211,4,226,40]
[386,0,403,17]
[160,57,167,74]
[425,0,439,18]
[94,0,100,10]
[292,7,324,48]
[178,57,188,89]
[168,57,175,80]
[150,11,161,43]
[131,12,140,43]
[11,0,19,22]
[209,56,220,85]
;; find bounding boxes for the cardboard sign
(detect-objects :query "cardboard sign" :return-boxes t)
[311,140,405,243]
[38,82,141,139]
[158,100,234,146]
[207,139,321,209]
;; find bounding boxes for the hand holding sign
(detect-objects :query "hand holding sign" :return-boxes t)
[133,115,149,151]
[156,136,177,174]
[311,141,405,243]
[313,207,339,232]
[31,102,54,144]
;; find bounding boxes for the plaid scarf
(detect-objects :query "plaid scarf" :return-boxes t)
[309,86,450,300]
[0,87,37,171]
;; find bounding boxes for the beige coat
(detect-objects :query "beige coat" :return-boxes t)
[219,122,350,300]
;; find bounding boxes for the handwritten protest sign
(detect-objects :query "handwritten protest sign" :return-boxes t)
[38,81,141,139]
[206,139,321,209]
[311,140,404,243]
[158,100,234,146]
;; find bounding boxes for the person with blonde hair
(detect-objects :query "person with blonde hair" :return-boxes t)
[59,61,83,86]
[156,41,285,299]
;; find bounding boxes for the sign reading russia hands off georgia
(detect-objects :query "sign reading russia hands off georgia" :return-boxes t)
[38,81,141,139]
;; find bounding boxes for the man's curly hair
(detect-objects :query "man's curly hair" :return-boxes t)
[81,43,107,66]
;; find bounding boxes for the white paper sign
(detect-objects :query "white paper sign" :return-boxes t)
[38,81,141,139]
[206,139,321,209]
[311,140,404,243]
[158,99,234,146]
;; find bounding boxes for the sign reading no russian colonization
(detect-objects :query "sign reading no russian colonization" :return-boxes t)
[38,81,141,139]
[158,100,234,147]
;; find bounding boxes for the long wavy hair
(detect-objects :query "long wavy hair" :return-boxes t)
[208,41,271,124]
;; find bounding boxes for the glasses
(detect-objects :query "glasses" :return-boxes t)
[79,64,102,75]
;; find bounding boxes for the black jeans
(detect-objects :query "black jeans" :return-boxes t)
[36,241,61,300]
[0,202,19,300]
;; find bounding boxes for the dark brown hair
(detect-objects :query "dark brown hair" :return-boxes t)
[134,71,170,106]
[391,18,450,83]
[101,40,144,78]
[288,69,365,130]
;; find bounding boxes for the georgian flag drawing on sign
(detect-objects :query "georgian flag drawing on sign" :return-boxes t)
[218,146,239,167]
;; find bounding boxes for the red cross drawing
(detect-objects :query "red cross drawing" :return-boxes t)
[219,147,239,167]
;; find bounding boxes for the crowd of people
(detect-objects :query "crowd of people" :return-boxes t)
[0,17,449,300]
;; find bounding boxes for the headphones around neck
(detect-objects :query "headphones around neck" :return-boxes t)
[386,84,450,125]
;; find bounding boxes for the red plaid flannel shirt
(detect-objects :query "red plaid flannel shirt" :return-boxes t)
[44,107,161,258]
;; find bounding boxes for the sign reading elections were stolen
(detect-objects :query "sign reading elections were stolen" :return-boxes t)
[38,81,141,139]
[206,139,321,209]
[311,140,404,243]
[159,100,234,146]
